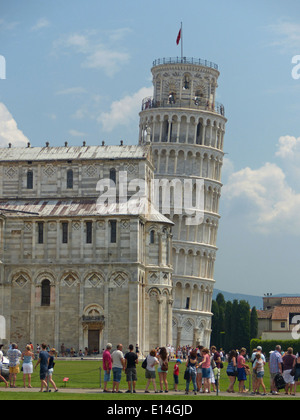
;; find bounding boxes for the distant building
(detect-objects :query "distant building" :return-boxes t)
[257,296,300,340]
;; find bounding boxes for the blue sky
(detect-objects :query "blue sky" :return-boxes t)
[1,0,300,296]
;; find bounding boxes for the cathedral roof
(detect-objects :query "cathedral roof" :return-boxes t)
[0,144,151,162]
[0,198,173,224]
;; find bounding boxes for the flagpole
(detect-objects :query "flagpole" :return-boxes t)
[181,22,183,61]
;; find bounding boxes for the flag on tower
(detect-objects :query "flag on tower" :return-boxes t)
[176,28,181,45]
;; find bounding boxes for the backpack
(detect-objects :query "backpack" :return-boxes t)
[274,373,286,390]
[161,360,169,372]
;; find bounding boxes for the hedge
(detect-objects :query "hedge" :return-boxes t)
[250,338,300,359]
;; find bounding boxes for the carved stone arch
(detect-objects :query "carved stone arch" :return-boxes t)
[148,287,161,300]
[34,269,56,286]
[83,303,104,318]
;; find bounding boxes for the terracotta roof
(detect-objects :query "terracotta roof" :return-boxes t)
[257,310,273,319]
[281,297,300,306]
[271,306,300,320]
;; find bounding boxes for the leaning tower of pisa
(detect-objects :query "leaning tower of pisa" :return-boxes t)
[139,57,227,348]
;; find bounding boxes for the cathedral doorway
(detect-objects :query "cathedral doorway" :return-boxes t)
[82,304,104,354]
[88,329,100,354]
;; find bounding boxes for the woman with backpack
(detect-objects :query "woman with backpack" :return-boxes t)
[157,347,169,393]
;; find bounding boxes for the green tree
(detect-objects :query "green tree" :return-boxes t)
[211,300,220,347]
[250,306,258,340]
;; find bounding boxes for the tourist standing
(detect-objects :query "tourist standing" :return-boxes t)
[196,346,204,392]
[0,345,8,388]
[226,350,237,393]
[22,345,34,388]
[7,343,22,388]
[124,344,138,393]
[269,345,283,395]
[35,343,50,392]
[198,347,211,393]
[292,351,300,396]
[173,359,181,391]
[145,349,159,393]
[157,347,169,393]
[103,343,113,393]
[111,344,125,393]
[237,348,248,394]
[282,347,296,395]
[253,353,267,395]
[185,349,198,395]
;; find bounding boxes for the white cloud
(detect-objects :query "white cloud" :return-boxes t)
[98,87,152,132]
[53,31,130,76]
[267,19,300,52]
[223,135,300,235]
[69,129,87,137]
[30,18,50,32]
[276,135,300,159]
[0,103,29,148]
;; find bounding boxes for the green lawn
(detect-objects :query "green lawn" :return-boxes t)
[0,360,299,400]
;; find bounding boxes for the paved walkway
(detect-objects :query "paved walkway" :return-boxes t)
[0,387,298,397]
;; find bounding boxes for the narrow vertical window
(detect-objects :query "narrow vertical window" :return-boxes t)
[67,169,73,189]
[185,297,190,310]
[86,221,92,244]
[62,222,68,244]
[41,279,51,306]
[27,170,33,189]
[109,168,116,185]
[38,222,44,244]
[150,230,155,244]
[110,220,117,243]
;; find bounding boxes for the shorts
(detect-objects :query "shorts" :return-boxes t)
[158,367,168,374]
[202,368,210,379]
[47,368,54,376]
[40,369,48,380]
[257,371,264,379]
[9,366,19,374]
[237,368,247,382]
[145,369,156,379]
[112,367,122,383]
[104,370,111,382]
[126,368,137,382]
[22,363,33,374]
[174,374,179,384]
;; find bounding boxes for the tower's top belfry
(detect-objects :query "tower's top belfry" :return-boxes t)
[139,57,226,149]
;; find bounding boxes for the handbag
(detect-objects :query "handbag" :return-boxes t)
[142,357,148,369]
[184,367,191,381]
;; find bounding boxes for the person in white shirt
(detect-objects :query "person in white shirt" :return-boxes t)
[145,349,159,393]
[111,344,125,393]
[0,345,8,388]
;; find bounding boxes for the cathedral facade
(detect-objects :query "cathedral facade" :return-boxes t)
[0,57,226,353]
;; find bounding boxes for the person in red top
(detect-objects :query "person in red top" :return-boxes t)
[173,359,181,391]
[102,343,113,393]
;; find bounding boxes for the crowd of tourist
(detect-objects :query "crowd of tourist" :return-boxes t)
[1,341,300,396]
